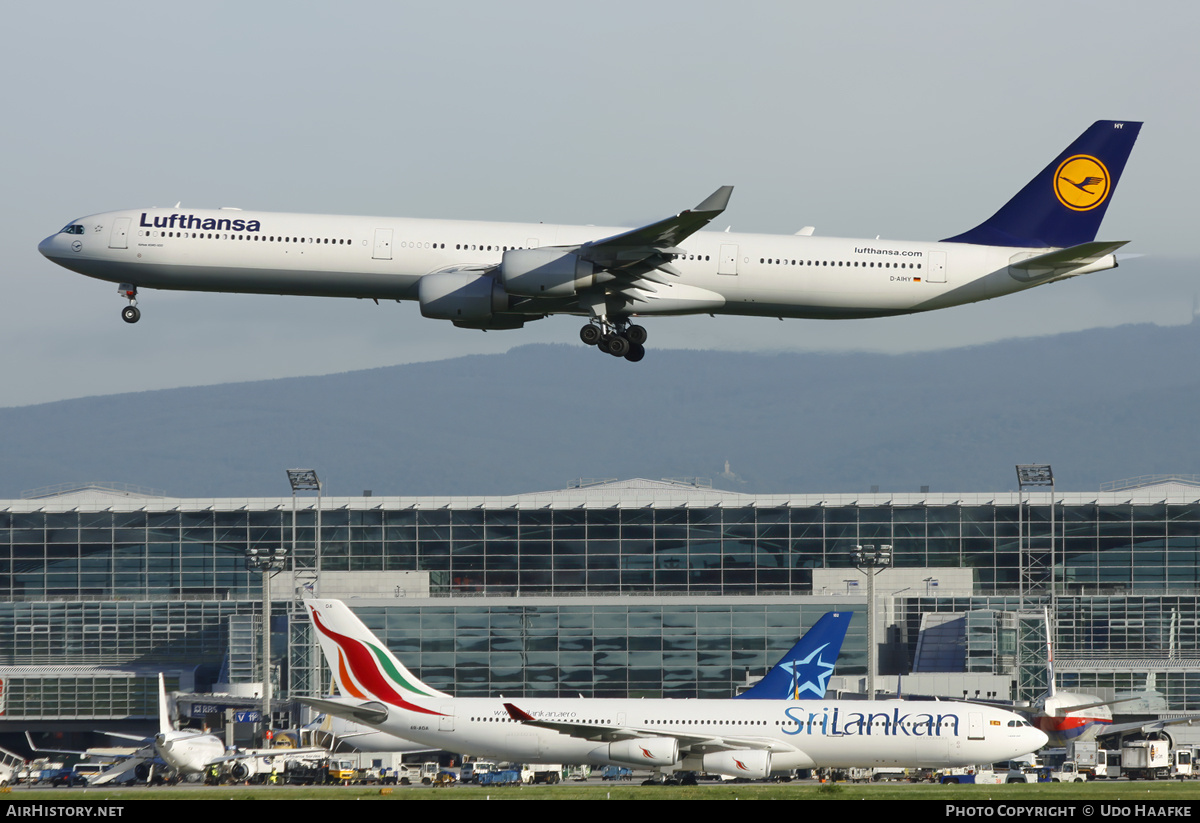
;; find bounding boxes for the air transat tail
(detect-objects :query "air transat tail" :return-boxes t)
[735,611,853,700]
[942,120,1142,248]
[306,599,449,704]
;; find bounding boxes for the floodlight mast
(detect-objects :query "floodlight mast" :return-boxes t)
[286,470,322,597]
[286,469,323,700]
[1016,464,1055,609]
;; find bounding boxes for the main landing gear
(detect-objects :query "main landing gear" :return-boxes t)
[580,320,647,363]
[118,284,141,324]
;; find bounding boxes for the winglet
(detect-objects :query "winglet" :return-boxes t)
[503,702,536,722]
[693,186,734,215]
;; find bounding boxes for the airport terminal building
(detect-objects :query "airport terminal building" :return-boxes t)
[3,475,1200,731]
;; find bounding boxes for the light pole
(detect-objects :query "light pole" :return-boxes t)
[245,546,287,739]
[854,543,892,698]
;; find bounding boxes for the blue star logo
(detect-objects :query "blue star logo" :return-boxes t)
[779,642,836,698]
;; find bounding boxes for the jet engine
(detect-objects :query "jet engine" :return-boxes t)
[593,737,680,768]
[498,248,595,297]
[418,272,509,323]
[701,750,771,780]
[229,760,259,781]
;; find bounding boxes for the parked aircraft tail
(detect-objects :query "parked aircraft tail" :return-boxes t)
[158,673,172,736]
[942,120,1142,248]
[306,599,449,705]
[735,611,853,700]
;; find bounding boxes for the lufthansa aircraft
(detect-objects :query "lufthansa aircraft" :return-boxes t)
[301,599,1047,779]
[38,122,1140,363]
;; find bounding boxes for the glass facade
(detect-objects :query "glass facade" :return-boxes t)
[346,599,866,699]
[4,487,1200,600]
[2,478,1200,720]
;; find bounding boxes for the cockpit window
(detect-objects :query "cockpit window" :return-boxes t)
[59,224,85,235]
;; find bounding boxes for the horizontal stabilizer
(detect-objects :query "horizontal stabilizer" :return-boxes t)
[300,697,390,726]
[1008,240,1127,282]
[1010,241,1129,271]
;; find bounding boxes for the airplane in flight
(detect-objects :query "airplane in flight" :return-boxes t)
[38,121,1140,363]
[301,599,1047,779]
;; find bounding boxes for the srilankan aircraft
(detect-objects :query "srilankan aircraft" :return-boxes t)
[301,599,1047,779]
[306,612,851,752]
[37,121,1140,363]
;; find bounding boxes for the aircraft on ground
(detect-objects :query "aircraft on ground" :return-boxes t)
[301,599,1046,779]
[1031,612,1199,747]
[1030,610,1121,746]
[938,610,1195,748]
[735,611,852,700]
[38,121,1140,363]
[87,674,321,784]
[41,674,226,785]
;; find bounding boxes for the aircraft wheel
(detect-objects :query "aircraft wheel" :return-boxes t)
[597,337,611,354]
[624,343,645,362]
[579,325,601,346]
[626,324,647,345]
[122,306,141,324]
[607,336,630,357]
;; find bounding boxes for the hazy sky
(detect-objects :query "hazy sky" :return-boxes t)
[5,1,1198,408]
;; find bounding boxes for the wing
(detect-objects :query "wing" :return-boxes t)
[1100,715,1200,739]
[548,187,734,317]
[206,746,327,766]
[574,186,733,274]
[502,702,783,756]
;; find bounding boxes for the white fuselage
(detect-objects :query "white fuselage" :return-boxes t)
[336,696,1046,771]
[38,206,1056,320]
[154,730,225,775]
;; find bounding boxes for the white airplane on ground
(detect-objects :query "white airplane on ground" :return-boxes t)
[90,674,322,784]
[38,121,1140,363]
[301,599,1047,779]
[66,674,225,785]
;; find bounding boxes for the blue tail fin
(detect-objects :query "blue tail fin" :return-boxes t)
[942,120,1142,248]
[736,611,853,700]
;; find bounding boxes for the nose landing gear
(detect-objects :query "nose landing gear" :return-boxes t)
[119,284,140,323]
[580,320,647,362]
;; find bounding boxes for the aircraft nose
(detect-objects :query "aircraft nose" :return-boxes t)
[37,234,57,259]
